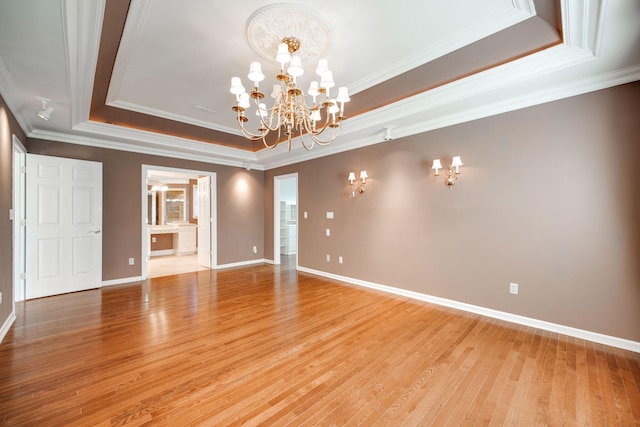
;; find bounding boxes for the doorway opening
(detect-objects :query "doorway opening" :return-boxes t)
[141,165,217,279]
[274,174,298,267]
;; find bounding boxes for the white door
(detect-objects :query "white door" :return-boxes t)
[197,176,211,268]
[26,154,102,299]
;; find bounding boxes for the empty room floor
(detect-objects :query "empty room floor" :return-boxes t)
[1,263,639,425]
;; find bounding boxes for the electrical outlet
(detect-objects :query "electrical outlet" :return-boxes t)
[252,246,257,254]
[326,228,330,237]
[129,258,135,266]
[326,254,330,262]
[152,237,157,243]
[509,282,519,295]
[0,291,3,304]
[304,211,308,219]
[339,256,343,264]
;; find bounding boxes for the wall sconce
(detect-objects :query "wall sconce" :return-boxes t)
[348,170,368,197]
[431,156,463,187]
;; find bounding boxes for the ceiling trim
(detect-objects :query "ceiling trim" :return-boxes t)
[72,119,260,162]
[64,0,105,127]
[106,99,242,136]
[29,126,263,170]
[512,0,537,14]
[105,0,151,107]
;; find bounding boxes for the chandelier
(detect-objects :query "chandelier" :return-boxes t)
[230,37,350,151]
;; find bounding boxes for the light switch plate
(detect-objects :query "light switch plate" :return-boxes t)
[326,212,334,219]
[510,282,519,295]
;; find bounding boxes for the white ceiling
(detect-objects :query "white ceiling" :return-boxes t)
[0,0,639,170]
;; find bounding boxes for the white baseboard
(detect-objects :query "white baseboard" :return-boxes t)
[297,266,640,353]
[102,276,144,287]
[0,311,16,343]
[216,258,268,270]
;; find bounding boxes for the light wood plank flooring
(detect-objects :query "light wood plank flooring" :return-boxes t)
[1,263,639,425]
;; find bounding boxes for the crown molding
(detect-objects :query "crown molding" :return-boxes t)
[31,124,262,170]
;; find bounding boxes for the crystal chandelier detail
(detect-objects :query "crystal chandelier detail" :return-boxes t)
[230,37,349,151]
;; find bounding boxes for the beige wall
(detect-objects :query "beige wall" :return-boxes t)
[25,140,265,278]
[266,81,640,342]
[0,95,27,329]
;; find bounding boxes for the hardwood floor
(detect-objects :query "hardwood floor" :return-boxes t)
[1,262,639,426]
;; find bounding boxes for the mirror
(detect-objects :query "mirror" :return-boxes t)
[147,186,189,225]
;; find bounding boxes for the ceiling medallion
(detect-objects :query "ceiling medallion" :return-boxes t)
[246,3,332,66]
[231,3,349,151]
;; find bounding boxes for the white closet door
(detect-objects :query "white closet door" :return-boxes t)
[26,154,102,299]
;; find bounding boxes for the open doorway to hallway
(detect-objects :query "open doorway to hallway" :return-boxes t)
[274,174,298,267]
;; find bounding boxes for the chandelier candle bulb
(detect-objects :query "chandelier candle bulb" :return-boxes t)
[451,156,463,173]
[248,62,265,86]
[431,159,443,175]
[316,58,328,76]
[288,56,304,77]
[276,42,291,65]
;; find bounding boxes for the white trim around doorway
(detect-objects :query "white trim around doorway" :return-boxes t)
[141,165,217,279]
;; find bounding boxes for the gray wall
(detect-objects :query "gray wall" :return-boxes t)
[266,81,640,342]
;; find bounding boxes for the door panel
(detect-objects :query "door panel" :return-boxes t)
[26,154,102,299]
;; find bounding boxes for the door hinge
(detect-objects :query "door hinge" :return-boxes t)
[20,166,26,173]
[20,219,27,227]
[20,272,27,280]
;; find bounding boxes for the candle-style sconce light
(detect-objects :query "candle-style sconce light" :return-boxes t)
[431,156,463,187]
[348,170,367,197]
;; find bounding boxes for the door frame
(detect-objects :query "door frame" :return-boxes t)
[273,173,298,266]
[141,165,217,278]
[12,135,26,303]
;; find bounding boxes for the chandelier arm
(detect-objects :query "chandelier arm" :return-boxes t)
[297,126,316,151]
[253,96,282,133]
[309,127,339,145]
[262,124,286,149]
[236,115,269,140]
[302,113,340,145]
